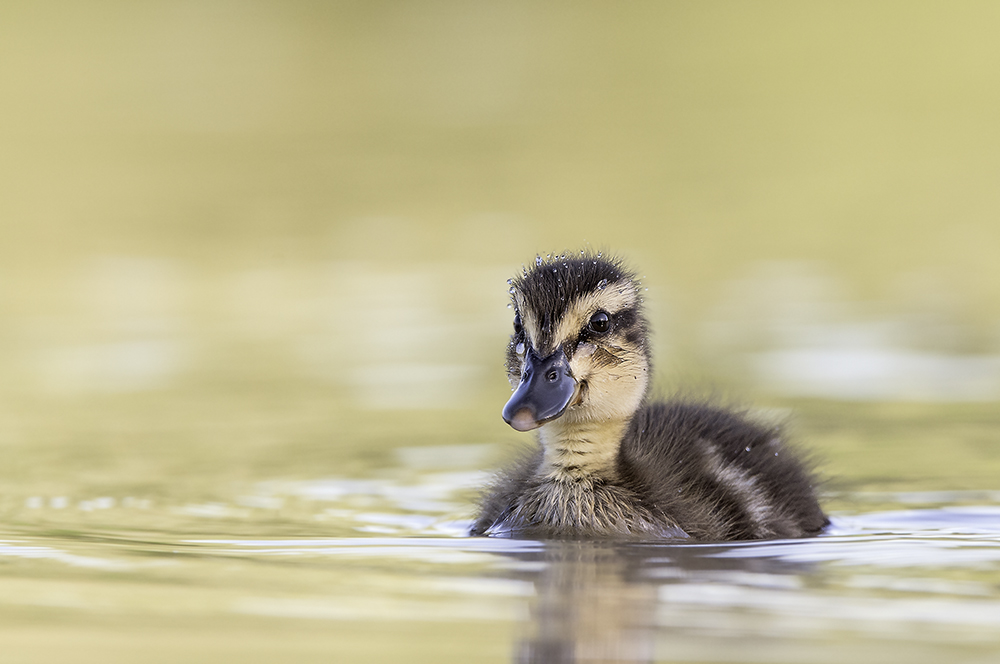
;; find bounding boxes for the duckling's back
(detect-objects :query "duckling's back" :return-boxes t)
[617,401,828,541]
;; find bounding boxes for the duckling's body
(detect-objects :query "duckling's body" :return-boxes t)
[472,254,827,541]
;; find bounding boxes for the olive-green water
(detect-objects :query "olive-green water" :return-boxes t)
[4,3,1000,662]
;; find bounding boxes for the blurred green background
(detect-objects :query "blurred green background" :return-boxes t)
[2,0,1000,509]
[5,3,1000,662]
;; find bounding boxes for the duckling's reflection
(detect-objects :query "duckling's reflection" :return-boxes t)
[505,539,814,664]
[515,541,656,663]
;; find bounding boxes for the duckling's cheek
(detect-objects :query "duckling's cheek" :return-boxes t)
[569,342,597,378]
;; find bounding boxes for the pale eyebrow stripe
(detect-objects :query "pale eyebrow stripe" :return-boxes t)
[552,279,637,346]
[513,291,543,350]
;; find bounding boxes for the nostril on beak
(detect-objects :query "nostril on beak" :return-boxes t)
[546,369,558,382]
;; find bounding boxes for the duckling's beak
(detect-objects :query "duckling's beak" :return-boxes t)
[502,348,577,432]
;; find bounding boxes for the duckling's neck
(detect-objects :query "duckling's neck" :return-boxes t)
[537,417,628,481]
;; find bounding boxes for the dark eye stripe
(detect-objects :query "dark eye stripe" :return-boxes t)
[613,307,637,330]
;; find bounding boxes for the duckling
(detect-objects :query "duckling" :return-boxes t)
[471,253,828,541]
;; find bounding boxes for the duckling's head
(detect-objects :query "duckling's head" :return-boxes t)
[503,253,650,432]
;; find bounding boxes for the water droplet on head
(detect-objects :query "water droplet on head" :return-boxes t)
[596,251,603,258]
[535,256,543,266]
[506,303,512,308]
[515,342,525,355]
[509,287,515,294]
[745,446,751,452]
[596,279,608,291]
[506,278,513,285]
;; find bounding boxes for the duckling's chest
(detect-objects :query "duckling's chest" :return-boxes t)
[492,477,687,539]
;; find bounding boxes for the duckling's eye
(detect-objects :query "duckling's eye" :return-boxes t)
[588,311,610,334]
[513,314,523,336]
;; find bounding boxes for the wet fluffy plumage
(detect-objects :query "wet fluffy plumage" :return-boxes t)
[472,253,828,542]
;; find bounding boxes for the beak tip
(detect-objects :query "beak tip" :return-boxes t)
[503,408,541,432]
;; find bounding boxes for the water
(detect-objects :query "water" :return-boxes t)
[6,459,1000,663]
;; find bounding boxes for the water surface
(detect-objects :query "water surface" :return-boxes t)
[5,435,1000,664]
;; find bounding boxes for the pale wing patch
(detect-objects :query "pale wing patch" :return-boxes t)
[700,441,777,537]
